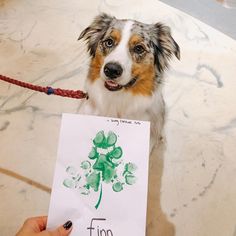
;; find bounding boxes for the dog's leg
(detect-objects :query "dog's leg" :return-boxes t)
[146,141,176,236]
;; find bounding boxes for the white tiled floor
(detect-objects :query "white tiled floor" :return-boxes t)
[0,1,236,235]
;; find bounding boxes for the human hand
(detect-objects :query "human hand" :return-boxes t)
[16,216,72,236]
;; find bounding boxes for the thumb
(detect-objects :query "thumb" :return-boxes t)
[50,221,73,236]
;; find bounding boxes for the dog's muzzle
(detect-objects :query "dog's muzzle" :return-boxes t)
[103,62,137,92]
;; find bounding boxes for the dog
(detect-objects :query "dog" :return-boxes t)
[78,13,180,151]
[78,13,180,235]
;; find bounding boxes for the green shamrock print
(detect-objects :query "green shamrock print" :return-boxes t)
[63,130,137,209]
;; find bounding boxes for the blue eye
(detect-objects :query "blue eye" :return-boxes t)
[134,45,145,54]
[104,38,114,48]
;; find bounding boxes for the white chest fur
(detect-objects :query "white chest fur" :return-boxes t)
[78,79,165,151]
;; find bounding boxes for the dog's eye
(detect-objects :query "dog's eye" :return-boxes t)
[134,45,145,54]
[103,38,114,48]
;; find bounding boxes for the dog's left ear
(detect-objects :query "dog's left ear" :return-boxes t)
[150,23,180,73]
[78,13,115,57]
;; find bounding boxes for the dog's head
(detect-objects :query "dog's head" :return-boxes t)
[79,13,180,96]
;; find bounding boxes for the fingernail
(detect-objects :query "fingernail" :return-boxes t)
[63,220,72,230]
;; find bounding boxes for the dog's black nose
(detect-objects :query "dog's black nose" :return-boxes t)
[104,62,123,79]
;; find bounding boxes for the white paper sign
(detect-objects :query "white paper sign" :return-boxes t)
[47,114,150,236]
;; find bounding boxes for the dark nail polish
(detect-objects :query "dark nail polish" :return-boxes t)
[63,220,72,230]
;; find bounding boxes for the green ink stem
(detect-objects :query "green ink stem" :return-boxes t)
[95,184,103,209]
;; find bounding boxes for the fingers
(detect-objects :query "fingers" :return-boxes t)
[22,216,48,232]
[50,220,73,236]
[31,216,48,231]
[16,216,73,236]
[16,216,48,235]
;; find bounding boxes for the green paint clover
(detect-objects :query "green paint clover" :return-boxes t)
[63,130,137,209]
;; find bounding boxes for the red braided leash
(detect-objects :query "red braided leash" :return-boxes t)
[0,74,88,99]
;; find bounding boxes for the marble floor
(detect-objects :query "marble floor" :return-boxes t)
[0,1,236,235]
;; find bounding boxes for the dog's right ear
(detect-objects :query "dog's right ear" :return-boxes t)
[78,13,114,57]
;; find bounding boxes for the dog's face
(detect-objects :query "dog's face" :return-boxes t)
[79,13,180,96]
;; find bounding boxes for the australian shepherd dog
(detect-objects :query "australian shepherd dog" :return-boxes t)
[78,13,180,234]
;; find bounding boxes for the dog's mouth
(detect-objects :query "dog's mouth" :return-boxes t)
[104,77,137,92]
[104,80,123,91]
